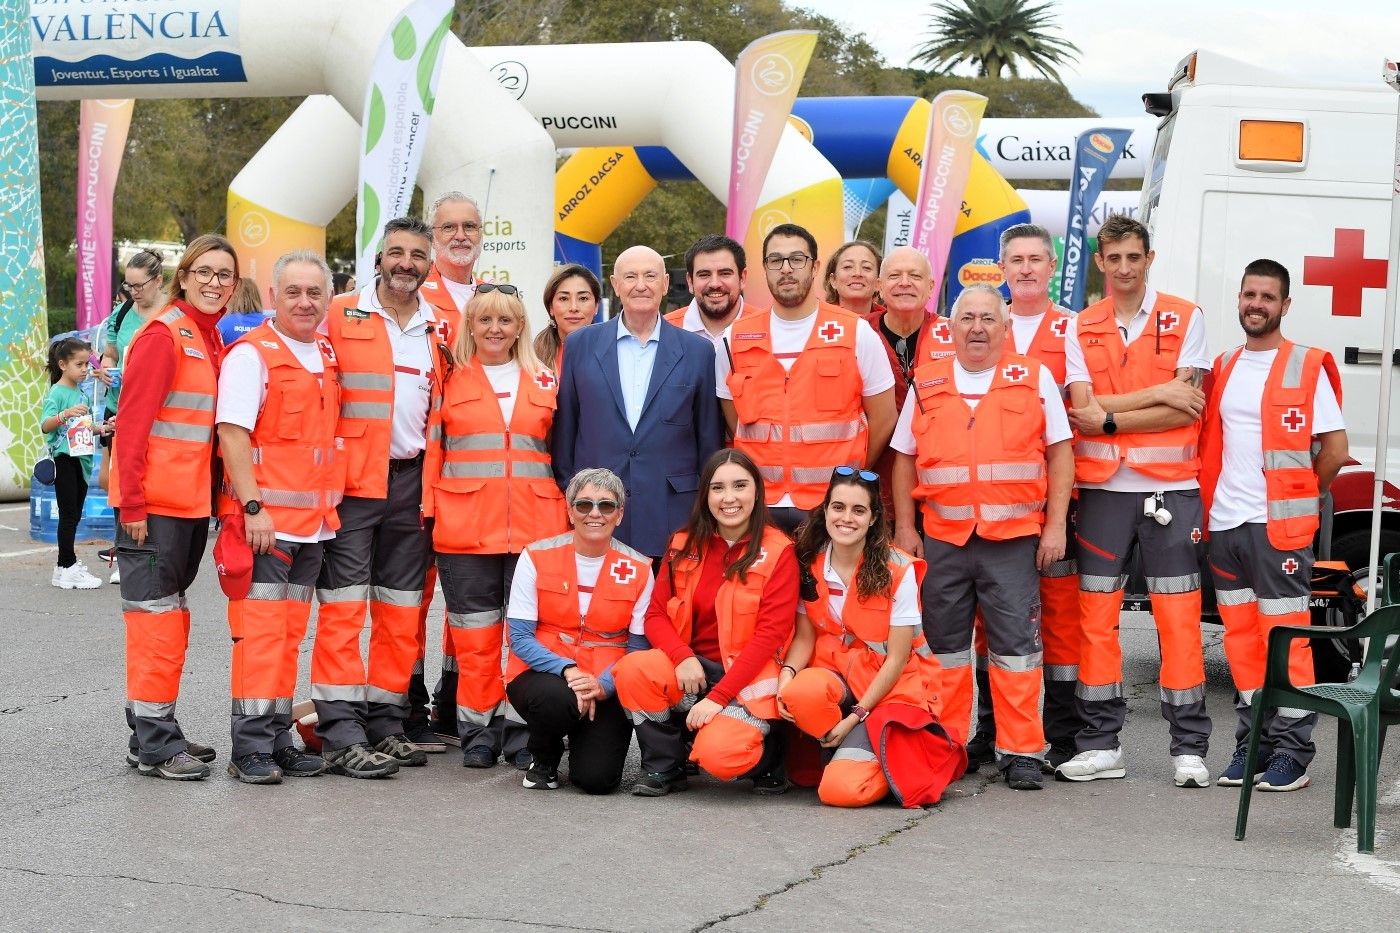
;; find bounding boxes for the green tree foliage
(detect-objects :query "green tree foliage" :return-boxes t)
[914,0,1080,83]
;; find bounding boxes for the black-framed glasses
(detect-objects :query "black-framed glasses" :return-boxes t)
[189,266,236,286]
[477,283,519,296]
[834,465,879,484]
[572,498,619,516]
[122,274,157,294]
[764,252,811,271]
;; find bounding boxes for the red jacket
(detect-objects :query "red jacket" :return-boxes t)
[865,702,966,808]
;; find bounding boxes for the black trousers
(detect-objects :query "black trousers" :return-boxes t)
[54,454,88,567]
[506,670,632,794]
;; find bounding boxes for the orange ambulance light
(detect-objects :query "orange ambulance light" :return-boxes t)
[1238,120,1305,163]
[1167,52,1198,91]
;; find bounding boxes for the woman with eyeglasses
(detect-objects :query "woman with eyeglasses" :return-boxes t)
[532,264,600,373]
[502,468,653,793]
[109,234,239,780]
[778,467,957,808]
[422,282,569,770]
[823,240,884,319]
[613,449,799,796]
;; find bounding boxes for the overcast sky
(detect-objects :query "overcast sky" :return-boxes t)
[798,0,1400,115]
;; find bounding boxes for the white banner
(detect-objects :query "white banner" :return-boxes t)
[355,0,453,284]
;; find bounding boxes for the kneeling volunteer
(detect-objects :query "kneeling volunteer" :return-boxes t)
[779,467,949,807]
[504,468,654,793]
[613,449,798,796]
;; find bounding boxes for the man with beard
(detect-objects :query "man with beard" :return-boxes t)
[311,217,452,778]
[665,234,757,351]
[1200,259,1348,793]
[420,191,483,331]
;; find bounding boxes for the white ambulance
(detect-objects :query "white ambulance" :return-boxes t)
[1139,49,1400,574]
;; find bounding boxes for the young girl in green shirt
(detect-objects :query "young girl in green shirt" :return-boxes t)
[41,337,102,590]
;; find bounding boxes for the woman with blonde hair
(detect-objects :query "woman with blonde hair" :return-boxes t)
[422,284,569,769]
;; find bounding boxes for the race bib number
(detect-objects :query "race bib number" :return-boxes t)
[66,416,95,457]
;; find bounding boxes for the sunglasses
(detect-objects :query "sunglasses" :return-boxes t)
[833,465,879,484]
[572,498,619,516]
[477,283,519,296]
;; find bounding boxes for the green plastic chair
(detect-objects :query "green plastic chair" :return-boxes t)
[1234,604,1400,853]
[1383,552,1400,607]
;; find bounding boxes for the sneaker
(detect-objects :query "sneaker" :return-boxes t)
[431,719,463,748]
[512,749,533,771]
[1217,746,1269,787]
[1003,755,1044,790]
[227,752,283,785]
[53,562,102,590]
[1044,740,1077,772]
[127,741,217,768]
[324,742,400,779]
[965,730,997,772]
[273,745,327,777]
[1257,753,1311,792]
[1055,747,1126,782]
[1172,754,1211,788]
[51,565,63,587]
[522,764,560,790]
[109,565,120,585]
[374,734,428,767]
[403,720,447,753]
[461,745,497,769]
[751,765,792,796]
[97,546,116,563]
[137,751,209,781]
[632,768,689,797]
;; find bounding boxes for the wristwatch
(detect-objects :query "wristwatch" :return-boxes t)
[851,704,870,723]
[1102,412,1118,435]
[243,500,263,515]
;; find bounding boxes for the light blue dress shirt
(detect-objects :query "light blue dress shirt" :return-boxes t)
[615,314,660,431]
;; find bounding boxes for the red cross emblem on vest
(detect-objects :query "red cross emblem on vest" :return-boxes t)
[1050,317,1070,338]
[1190,527,1202,544]
[1158,311,1180,332]
[818,321,844,343]
[609,559,637,585]
[1001,363,1028,382]
[534,370,557,391]
[1281,558,1299,575]
[931,320,953,344]
[754,547,769,566]
[1281,408,1307,432]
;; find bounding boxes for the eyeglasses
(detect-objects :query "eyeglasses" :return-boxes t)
[764,253,811,271]
[477,283,519,296]
[833,465,879,484]
[122,275,157,294]
[435,222,482,236]
[572,498,619,516]
[188,266,236,286]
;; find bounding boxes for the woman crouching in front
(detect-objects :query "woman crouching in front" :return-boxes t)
[504,468,654,793]
[613,449,798,797]
[778,466,955,808]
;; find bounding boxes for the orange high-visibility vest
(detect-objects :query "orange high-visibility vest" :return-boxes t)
[663,525,794,720]
[663,306,687,327]
[919,315,956,363]
[505,533,651,682]
[803,549,939,714]
[419,265,471,334]
[424,359,567,554]
[109,305,219,519]
[727,302,869,509]
[217,322,343,537]
[1016,302,1073,386]
[1072,291,1201,484]
[910,353,1049,545]
[323,293,449,500]
[1200,340,1342,550]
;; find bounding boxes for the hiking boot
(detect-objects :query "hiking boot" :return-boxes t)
[965,730,997,772]
[137,751,209,781]
[1172,754,1211,788]
[1217,745,1269,787]
[632,768,689,797]
[751,765,792,796]
[374,734,428,767]
[227,752,283,785]
[1003,755,1044,790]
[403,720,447,753]
[511,749,534,771]
[1055,747,1126,782]
[128,740,217,768]
[462,745,497,768]
[324,742,399,779]
[273,745,327,777]
[522,764,560,790]
[1257,753,1310,792]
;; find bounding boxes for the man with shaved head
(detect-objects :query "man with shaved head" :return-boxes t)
[553,244,722,558]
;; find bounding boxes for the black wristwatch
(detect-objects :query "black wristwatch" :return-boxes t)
[243,500,263,515]
[1102,412,1118,436]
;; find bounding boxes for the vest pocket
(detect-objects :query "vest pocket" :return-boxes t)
[815,357,846,412]
[274,379,306,440]
[431,478,488,551]
[729,372,760,424]
[335,421,369,491]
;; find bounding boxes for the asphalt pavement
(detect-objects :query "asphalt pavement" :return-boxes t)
[2,510,1398,932]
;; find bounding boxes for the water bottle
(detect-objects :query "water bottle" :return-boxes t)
[1348,662,1361,683]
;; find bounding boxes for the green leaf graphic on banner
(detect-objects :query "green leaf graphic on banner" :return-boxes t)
[360,184,381,253]
[365,85,386,154]
[392,17,417,61]
[417,13,453,113]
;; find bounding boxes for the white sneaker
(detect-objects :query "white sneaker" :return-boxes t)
[51,564,64,586]
[54,562,103,590]
[1173,754,1211,788]
[1055,747,1126,782]
[109,565,120,585]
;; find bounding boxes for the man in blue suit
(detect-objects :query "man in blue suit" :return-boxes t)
[553,245,722,559]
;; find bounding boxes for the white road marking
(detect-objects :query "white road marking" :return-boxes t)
[0,504,29,513]
[0,546,56,559]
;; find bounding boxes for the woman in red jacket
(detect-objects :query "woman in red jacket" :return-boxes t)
[613,449,799,796]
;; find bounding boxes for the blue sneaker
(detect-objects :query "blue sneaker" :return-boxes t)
[1257,752,1310,792]
[1216,745,1269,786]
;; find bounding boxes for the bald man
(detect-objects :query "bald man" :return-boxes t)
[552,245,722,558]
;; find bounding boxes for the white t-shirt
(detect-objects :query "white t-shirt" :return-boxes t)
[507,548,655,633]
[890,358,1072,455]
[1209,348,1345,531]
[1009,311,1046,358]
[797,545,920,629]
[1063,289,1212,493]
[443,276,475,313]
[481,359,520,424]
[216,325,335,543]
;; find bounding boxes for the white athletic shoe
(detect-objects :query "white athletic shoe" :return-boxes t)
[51,564,64,587]
[1172,754,1211,788]
[109,565,120,585]
[54,562,103,590]
[1055,747,1126,782]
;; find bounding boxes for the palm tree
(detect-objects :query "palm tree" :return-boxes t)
[913,0,1081,84]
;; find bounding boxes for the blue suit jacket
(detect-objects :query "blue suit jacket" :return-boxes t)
[552,317,722,557]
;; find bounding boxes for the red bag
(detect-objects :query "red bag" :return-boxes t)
[213,512,253,600]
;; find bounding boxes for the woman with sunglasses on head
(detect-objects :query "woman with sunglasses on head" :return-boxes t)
[778,467,956,808]
[109,234,238,780]
[503,468,653,793]
[422,282,569,770]
[613,449,799,796]
[532,264,600,373]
